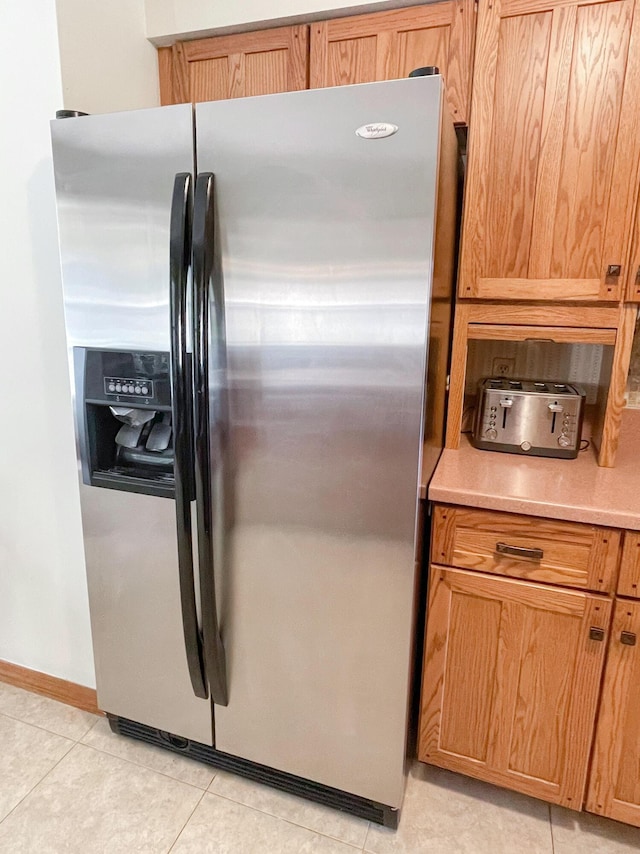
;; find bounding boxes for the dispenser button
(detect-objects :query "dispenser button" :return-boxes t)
[108,383,115,392]
[115,384,122,392]
[141,386,149,396]
[134,386,141,394]
[128,385,135,393]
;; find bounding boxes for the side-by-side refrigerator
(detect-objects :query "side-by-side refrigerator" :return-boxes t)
[51,75,457,826]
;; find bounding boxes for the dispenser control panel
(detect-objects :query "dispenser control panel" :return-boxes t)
[82,349,171,408]
[104,377,154,399]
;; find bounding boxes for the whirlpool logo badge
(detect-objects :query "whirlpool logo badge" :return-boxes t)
[355,122,399,140]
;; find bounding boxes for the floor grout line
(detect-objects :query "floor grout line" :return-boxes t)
[0,736,75,828]
[77,741,213,792]
[203,789,366,849]
[0,706,97,743]
[166,787,208,853]
[549,803,556,854]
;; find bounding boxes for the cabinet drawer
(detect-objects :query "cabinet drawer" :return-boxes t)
[431,505,620,593]
[618,532,640,598]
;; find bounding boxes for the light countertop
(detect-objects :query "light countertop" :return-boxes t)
[427,411,640,530]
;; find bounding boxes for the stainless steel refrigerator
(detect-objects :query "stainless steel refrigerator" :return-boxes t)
[51,74,456,826]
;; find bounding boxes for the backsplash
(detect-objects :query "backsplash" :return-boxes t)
[626,314,640,409]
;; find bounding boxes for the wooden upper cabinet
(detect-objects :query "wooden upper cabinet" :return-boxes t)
[459,0,640,302]
[158,25,309,105]
[309,2,476,124]
[587,598,640,827]
[419,565,612,808]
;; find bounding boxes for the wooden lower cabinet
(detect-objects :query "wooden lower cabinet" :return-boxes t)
[419,565,612,808]
[586,599,640,827]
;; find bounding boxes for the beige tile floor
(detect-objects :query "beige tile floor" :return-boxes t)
[1,682,640,853]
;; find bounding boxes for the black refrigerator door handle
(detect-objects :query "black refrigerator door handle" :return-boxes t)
[169,172,208,700]
[192,172,229,706]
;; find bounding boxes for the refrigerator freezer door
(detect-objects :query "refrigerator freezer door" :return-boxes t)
[52,105,213,744]
[196,76,442,806]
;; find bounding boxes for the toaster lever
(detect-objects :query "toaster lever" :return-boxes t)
[548,403,564,413]
[499,398,513,408]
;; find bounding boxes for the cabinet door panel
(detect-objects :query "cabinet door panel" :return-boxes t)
[587,599,640,826]
[439,592,500,760]
[310,3,476,123]
[419,565,611,807]
[159,26,308,105]
[460,0,640,301]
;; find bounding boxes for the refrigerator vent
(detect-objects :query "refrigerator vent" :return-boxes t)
[108,715,398,828]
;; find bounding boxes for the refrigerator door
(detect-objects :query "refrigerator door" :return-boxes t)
[196,76,442,807]
[51,105,213,743]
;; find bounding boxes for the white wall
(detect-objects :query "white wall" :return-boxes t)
[0,1,94,686]
[56,0,159,113]
[145,0,433,44]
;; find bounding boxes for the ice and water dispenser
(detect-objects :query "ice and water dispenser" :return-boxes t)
[76,349,177,498]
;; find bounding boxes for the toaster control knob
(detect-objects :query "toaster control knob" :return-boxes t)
[558,435,572,448]
[520,441,532,451]
[485,428,498,440]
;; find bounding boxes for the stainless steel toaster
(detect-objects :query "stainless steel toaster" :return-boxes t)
[472,378,585,459]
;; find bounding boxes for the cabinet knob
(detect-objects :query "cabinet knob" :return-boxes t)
[606,264,621,277]
[589,626,605,642]
[620,631,637,646]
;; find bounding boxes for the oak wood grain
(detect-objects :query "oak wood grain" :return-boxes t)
[327,34,378,85]
[618,532,640,598]
[550,1,632,292]
[467,324,617,344]
[439,590,500,760]
[592,304,638,467]
[0,660,99,715]
[171,41,190,104]
[444,302,470,449]
[475,277,602,301]
[437,505,621,593]
[158,46,174,105]
[485,12,550,279]
[163,25,308,104]
[586,599,640,826]
[423,109,459,488]
[419,565,611,807]
[627,208,640,301]
[505,0,617,12]
[602,0,640,302]
[459,0,635,302]
[309,2,476,122]
[466,304,621,327]
[528,5,576,278]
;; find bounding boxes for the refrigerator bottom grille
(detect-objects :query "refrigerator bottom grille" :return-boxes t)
[108,714,398,829]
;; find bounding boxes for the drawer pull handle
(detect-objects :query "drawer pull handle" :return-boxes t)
[620,631,637,646]
[495,542,543,561]
[589,627,605,642]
